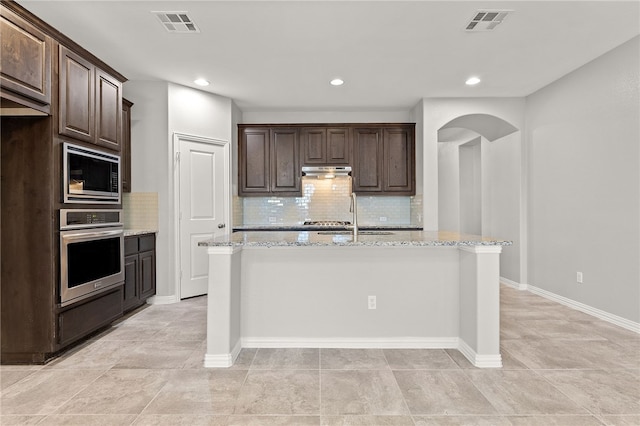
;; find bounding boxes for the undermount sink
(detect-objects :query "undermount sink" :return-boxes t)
[316,230,395,236]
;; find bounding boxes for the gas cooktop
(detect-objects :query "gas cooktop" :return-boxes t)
[303,220,351,227]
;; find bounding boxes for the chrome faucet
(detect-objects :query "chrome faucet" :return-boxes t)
[349,192,358,238]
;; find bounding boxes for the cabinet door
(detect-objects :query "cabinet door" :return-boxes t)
[59,46,95,143]
[121,99,132,192]
[352,128,383,192]
[122,253,139,311]
[301,128,326,165]
[239,127,270,194]
[326,128,350,165]
[383,126,414,194]
[95,69,122,151]
[0,6,51,106]
[139,250,156,300]
[271,128,300,194]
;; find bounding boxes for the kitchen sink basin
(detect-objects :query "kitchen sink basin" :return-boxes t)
[316,230,395,236]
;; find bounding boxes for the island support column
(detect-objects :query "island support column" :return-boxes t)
[204,246,242,368]
[458,245,503,368]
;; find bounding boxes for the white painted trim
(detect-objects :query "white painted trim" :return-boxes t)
[241,337,459,349]
[500,277,527,290]
[458,245,502,254]
[146,295,179,305]
[207,246,242,255]
[526,284,640,334]
[458,339,503,368]
[172,132,232,302]
[203,339,242,368]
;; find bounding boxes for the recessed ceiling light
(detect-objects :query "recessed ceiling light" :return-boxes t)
[330,78,344,86]
[465,77,481,86]
[194,78,210,86]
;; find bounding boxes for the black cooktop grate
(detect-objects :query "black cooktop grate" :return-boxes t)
[303,220,351,227]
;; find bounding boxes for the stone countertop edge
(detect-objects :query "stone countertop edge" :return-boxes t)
[199,230,512,248]
[123,229,158,237]
[233,225,424,231]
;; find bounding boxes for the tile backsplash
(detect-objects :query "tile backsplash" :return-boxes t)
[123,192,159,230]
[240,177,422,227]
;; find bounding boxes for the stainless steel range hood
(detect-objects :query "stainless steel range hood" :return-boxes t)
[301,166,352,179]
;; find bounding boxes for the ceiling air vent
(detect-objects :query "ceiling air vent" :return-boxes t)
[153,11,200,33]
[465,10,512,32]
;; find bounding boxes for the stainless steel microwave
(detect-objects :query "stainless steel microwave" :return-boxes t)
[63,142,121,204]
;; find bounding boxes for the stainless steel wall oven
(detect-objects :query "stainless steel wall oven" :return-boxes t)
[59,209,124,307]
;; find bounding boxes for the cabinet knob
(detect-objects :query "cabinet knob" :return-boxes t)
[217,223,226,229]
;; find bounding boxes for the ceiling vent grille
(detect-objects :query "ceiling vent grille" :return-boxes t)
[153,11,200,33]
[465,10,512,31]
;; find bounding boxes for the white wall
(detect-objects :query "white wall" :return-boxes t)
[241,110,410,124]
[124,81,234,300]
[422,98,525,284]
[525,36,639,322]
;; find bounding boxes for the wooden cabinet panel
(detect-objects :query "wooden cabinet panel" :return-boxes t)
[383,127,414,194]
[301,127,350,166]
[0,5,51,107]
[122,254,139,311]
[326,128,350,164]
[123,234,156,312]
[139,250,156,300]
[301,128,326,164]
[121,98,133,192]
[95,69,122,151]
[59,46,94,143]
[352,128,383,192]
[271,128,299,193]
[240,128,270,194]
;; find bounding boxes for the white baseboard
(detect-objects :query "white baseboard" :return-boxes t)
[526,284,640,334]
[146,295,179,305]
[458,339,503,368]
[204,339,242,368]
[500,277,527,290]
[241,337,459,349]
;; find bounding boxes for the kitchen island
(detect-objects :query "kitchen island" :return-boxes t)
[199,231,511,368]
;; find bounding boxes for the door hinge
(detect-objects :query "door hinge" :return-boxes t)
[176,151,181,162]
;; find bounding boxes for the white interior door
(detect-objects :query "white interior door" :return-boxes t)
[179,137,227,299]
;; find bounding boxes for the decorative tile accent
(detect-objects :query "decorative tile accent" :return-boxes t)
[240,177,421,226]
[123,192,159,230]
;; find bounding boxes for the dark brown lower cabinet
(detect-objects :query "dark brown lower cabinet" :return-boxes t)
[123,233,156,312]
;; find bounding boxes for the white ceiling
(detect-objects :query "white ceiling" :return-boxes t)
[18,0,640,112]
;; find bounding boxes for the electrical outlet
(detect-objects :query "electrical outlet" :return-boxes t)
[268,217,276,223]
[576,272,583,284]
[379,216,387,222]
[368,295,376,310]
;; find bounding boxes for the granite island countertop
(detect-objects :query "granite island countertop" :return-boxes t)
[232,225,423,232]
[199,230,511,248]
[123,229,158,237]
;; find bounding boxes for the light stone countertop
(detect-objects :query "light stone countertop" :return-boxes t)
[123,229,158,237]
[199,230,511,248]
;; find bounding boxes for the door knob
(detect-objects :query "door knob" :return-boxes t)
[217,223,226,229]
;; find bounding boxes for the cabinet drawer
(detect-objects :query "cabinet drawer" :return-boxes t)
[139,234,155,252]
[58,288,123,346]
[124,236,138,256]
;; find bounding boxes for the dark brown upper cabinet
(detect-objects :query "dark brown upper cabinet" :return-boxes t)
[0,4,52,113]
[352,127,383,192]
[121,98,133,193]
[353,124,415,195]
[383,126,415,194]
[301,127,350,166]
[271,128,300,194]
[239,126,301,196]
[59,45,122,151]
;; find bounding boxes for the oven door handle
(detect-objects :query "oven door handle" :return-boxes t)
[62,229,123,240]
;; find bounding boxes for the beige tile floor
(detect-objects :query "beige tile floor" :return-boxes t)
[1,285,639,425]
